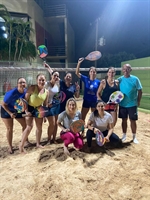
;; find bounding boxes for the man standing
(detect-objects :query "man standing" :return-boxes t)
[118,64,142,144]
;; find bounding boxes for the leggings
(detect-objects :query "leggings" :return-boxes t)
[60,131,84,149]
[86,129,120,147]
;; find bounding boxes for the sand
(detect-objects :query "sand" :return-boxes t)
[0,100,150,200]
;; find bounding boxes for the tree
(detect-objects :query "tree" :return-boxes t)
[18,20,35,61]
[0,4,37,62]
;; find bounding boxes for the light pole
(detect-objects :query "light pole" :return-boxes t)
[95,18,99,68]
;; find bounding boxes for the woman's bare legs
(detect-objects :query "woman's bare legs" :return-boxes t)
[46,116,55,143]
[52,115,58,143]
[2,118,14,153]
[81,107,90,121]
[35,118,44,148]
[110,111,118,127]
[19,117,34,153]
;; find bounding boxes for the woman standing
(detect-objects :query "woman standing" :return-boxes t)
[45,71,60,144]
[57,98,84,155]
[86,100,120,151]
[97,67,119,126]
[1,78,27,153]
[44,64,80,143]
[19,74,49,153]
[76,58,100,121]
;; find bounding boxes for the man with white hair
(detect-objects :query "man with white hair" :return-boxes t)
[118,64,142,144]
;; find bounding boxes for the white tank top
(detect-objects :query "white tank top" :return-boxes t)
[45,81,59,104]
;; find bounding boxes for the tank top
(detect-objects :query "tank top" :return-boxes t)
[28,86,47,107]
[101,80,118,103]
[45,81,59,104]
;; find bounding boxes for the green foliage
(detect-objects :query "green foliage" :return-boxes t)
[0,3,36,62]
[0,38,36,61]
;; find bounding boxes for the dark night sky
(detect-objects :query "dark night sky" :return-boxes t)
[50,0,150,59]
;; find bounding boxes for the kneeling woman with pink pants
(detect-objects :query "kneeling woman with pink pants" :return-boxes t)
[57,98,84,155]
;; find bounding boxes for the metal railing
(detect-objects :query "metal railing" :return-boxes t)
[48,46,66,56]
[43,4,67,17]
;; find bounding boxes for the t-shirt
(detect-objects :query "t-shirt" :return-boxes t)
[89,111,113,132]
[58,110,81,129]
[3,87,26,112]
[81,74,100,102]
[59,80,76,112]
[118,75,142,107]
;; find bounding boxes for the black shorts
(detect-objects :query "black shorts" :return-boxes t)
[1,106,24,119]
[82,100,96,109]
[118,106,138,120]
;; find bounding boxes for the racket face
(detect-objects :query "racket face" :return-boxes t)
[96,131,105,146]
[85,51,101,61]
[109,91,124,104]
[37,45,48,58]
[34,106,49,118]
[14,98,27,113]
[52,91,66,105]
[70,119,85,134]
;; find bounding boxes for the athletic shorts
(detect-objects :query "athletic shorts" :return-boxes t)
[104,103,117,112]
[47,104,60,116]
[1,106,24,119]
[82,100,96,109]
[118,106,138,120]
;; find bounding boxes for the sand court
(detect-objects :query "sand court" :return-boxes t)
[0,100,150,200]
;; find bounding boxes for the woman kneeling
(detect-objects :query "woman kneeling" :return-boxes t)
[57,98,84,155]
[86,100,121,151]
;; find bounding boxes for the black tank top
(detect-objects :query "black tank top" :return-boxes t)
[101,80,118,103]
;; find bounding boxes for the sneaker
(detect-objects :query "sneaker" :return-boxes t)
[121,134,126,142]
[133,137,139,144]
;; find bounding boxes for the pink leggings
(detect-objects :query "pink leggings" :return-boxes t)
[60,131,84,149]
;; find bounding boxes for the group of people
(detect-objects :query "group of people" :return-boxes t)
[1,60,142,155]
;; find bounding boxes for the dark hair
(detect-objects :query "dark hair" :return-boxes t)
[89,66,97,73]
[17,77,26,83]
[65,72,72,77]
[105,67,116,80]
[51,71,59,75]
[93,100,104,117]
[36,73,45,79]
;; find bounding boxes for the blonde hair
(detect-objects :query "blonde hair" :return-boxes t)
[65,98,77,114]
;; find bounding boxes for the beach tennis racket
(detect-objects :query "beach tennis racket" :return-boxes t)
[14,98,28,113]
[52,91,66,105]
[34,106,49,118]
[70,119,85,134]
[37,45,48,59]
[85,51,102,61]
[96,131,106,146]
[22,106,49,118]
[107,91,124,104]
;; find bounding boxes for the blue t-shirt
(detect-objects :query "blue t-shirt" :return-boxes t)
[3,87,26,112]
[81,74,100,102]
[59,80,76,113]
[118,75,142,107]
